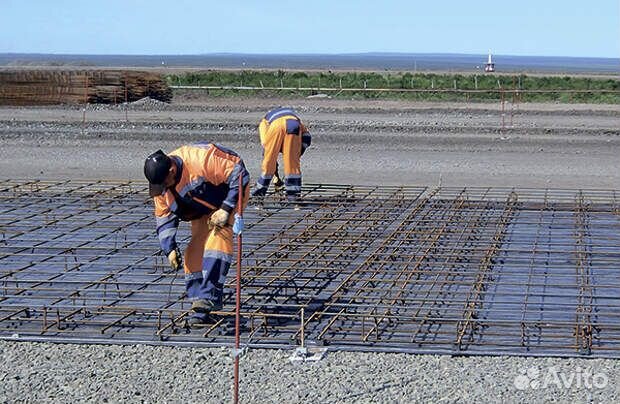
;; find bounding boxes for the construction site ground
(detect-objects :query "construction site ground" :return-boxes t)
[1,94,620,403]
[1,97,619,189]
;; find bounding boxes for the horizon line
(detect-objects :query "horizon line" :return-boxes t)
[1,52,618,60]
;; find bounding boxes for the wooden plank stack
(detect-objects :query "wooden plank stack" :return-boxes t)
[0,70,172,105]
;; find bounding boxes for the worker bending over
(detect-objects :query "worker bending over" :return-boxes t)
[144,143,249,326]
[251,107,311,201]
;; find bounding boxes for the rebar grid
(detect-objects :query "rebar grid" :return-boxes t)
[1,180,619,357]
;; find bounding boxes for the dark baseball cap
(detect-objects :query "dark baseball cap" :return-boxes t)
[144,149,172,197]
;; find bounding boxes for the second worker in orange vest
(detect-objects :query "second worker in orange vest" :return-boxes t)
[251,107,311,201]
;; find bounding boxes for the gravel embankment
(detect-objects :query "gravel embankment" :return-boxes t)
[1,341,619,403]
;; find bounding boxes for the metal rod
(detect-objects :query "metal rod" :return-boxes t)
[234,175,243,404]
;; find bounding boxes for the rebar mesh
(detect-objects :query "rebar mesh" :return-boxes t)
[1,180,619,357]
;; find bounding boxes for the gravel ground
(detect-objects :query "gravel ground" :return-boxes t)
[1,341,619,403]
[1,95,619,403]
[1,96,619,188]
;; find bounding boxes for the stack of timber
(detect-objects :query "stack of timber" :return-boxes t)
[0,70,172,105]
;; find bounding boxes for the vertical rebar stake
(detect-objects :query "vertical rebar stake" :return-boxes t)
[500,88,506,132]
[124,73,129,122]
[234,175,244,404]
[82,73,88,134]
[301,307,305,349]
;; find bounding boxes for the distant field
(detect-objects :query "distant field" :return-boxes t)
[167,70,620,103]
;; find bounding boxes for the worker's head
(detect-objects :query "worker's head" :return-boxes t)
[144,149,174,197]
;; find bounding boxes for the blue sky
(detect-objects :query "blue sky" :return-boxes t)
[1,0,618,57]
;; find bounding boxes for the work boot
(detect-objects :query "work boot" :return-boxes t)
[286,194,300,203]
[187,313,221,328]
[191,299,222,314]
[251,187,267,199]
[191,299,212,314]
[286,194,303,210]
[187,314,208,328]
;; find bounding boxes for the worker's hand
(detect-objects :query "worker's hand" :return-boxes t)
[167,248,182,271]
[233,213,244,235]
[210,208,230,227]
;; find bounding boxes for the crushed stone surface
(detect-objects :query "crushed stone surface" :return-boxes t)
[1,341,619,403]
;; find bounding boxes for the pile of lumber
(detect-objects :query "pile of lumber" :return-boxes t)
[0,70,172,105]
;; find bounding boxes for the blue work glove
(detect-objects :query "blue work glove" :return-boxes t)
[233,213,244,235]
